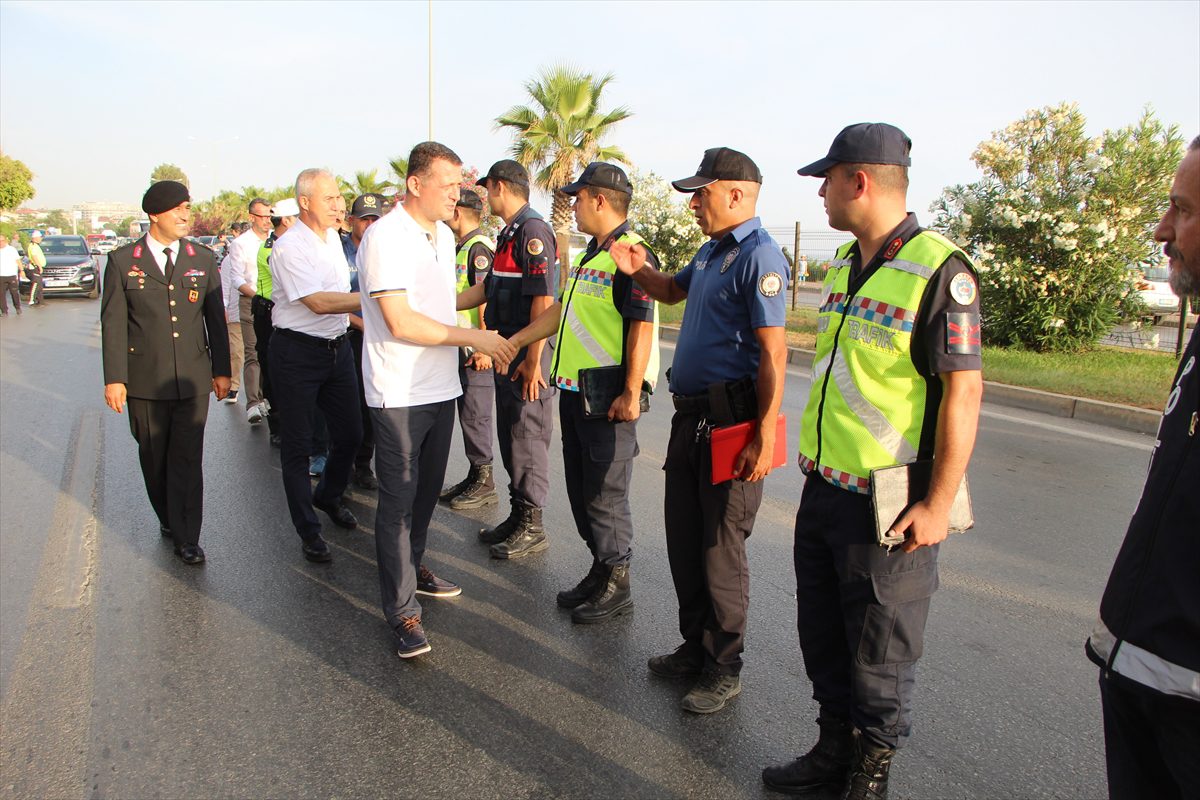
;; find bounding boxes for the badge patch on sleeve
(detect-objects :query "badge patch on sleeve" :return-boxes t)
[474,255,490,270]
[945,312,981,354]
[759,272,783,297]
[949,272,978,306]
[526,238,544,256]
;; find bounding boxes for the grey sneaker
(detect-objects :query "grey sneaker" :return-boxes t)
[681,669,741,714]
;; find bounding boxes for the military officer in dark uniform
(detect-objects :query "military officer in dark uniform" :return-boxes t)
[457,160,557,559]
[101,180,231,565]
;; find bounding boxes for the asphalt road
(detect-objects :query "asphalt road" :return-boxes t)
[0,298,1154,799]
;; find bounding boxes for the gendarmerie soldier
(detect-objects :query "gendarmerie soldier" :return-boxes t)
[458,160,558,559]
[611,148,790,714]
[506,162,660,624]
[439,188,497,510]
[764,124,983,799]
[101,180,231,565]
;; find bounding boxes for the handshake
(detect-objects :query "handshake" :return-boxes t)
[460,329,518,372]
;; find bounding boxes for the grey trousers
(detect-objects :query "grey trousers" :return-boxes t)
[370,400,455,627]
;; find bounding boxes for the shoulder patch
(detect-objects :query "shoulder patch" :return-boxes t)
[526,238,544,256]
[474,254,490,270]
[759,272,783,298]
[949,271,978,306]
[946,312,981,355]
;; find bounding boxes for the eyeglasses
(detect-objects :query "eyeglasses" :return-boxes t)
[249,212,271,219]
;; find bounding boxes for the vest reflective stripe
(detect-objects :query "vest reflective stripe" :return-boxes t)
[455,233,493,328]
[1090,618,1200,701]
[799,230,972,493]
[552,231,660,392]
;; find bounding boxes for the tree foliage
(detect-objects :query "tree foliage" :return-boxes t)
[627,168,704,273]
[496,65,631,273]
[931,103,1183,352]
[150,163,189,187]
[0,153,35,212]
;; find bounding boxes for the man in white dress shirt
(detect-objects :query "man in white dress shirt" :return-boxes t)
[269,168,363,564]
[357,142,516,658]
[229,197,272,423]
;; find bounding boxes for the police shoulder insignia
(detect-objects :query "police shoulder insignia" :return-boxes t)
[759,272,783,298]
[945,312,981,355]
[474,255,490,270]
[949,271,978,306]
[526,238,544,256]
[720,247,740,273]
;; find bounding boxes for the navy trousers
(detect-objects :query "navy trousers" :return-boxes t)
[793,471,939,749]
[371,400,455,627]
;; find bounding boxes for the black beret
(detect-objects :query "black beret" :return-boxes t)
[142,180,191,215]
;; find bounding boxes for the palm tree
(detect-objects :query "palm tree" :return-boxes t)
[496,66,631,279]
[388,156,409,185]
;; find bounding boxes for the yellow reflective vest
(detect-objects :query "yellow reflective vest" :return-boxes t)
[455,233,493,329]
[551,231,660,392]
[799,230,973,493]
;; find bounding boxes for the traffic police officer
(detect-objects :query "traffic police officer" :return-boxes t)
[610,147,790,713]
[762,124,983,799]
[506,162,660,623]
[439,189,498,510]
[101,180,232,565]
[458,160,557,559]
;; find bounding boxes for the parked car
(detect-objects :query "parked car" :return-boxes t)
[1136,265,1185,325]
[20,235,99,299]
[94,239,118,254]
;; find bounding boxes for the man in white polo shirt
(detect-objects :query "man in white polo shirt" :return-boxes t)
[358,142,516,658]
[269,168,363,564]
[231,197,272,424]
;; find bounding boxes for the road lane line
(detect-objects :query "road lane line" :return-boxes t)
[980,409,1153,451]
[1,410,102,799]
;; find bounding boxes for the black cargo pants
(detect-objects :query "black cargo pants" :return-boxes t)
[793,471,939,749]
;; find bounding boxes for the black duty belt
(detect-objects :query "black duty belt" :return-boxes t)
[274,327,348,350]
[671,393,710,414]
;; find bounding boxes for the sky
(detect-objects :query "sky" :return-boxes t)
[1,0,1197,234]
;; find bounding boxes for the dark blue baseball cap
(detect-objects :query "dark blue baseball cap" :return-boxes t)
[796,123,912,177]
[561,162,633,196]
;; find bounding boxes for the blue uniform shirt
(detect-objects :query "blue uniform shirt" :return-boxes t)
[669,216,788,396]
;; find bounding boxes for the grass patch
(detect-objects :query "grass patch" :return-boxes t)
[980,346,1177,409]
[659,300,1179,408]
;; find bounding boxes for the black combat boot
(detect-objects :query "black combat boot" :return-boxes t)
[762,712,855,795]
[490,505,548,559]
[449,463,497,510]
[840,737,894,800]
[571,564,633,623]
[478,504,520,544]
[439,466,476,503]
[556,560,605,608]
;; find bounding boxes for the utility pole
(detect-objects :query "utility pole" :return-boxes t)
[792,221,801,310]
[428,0,433,140]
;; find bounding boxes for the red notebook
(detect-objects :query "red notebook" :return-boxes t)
[710,414,788,484]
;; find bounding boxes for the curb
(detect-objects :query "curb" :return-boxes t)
[658,326,1161,436]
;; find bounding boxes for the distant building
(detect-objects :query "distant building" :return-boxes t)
[71,201,142,228]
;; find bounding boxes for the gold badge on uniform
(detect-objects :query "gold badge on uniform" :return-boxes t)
[188,289,199,303]
[759,272,783,297]
[526,238,544,256]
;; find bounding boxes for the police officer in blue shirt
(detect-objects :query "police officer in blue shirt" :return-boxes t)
[611,147,789,714]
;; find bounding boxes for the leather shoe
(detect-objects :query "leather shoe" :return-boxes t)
[314,498,357,529]
[174,544,205,565]
[302,537,332,563]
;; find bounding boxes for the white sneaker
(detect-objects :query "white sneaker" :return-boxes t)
[247,403,264,425]
[223,389,239,405]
